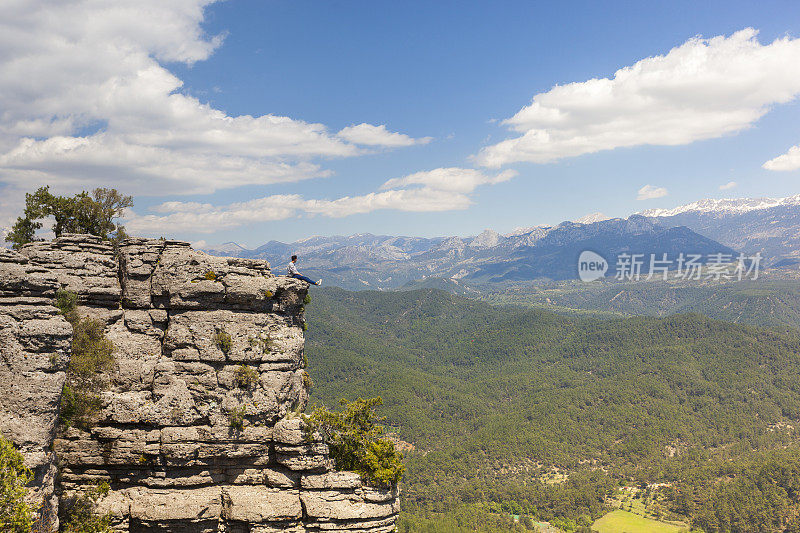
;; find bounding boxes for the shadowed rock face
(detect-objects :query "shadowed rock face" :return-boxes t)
[0,234,399,533]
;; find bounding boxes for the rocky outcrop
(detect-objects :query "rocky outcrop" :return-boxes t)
[0,243,73,527]
[0,234,399,532]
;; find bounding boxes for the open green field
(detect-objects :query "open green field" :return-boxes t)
[592,510,689,533]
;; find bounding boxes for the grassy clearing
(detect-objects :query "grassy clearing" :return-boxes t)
[592,510,689,533]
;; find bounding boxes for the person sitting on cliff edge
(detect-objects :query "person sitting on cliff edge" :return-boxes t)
[287,255,321,285]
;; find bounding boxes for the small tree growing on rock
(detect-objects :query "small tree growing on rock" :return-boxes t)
[304,397,405,487]
[61,482,112,533]
[213,329,233,355]
[234,364,260,389]
[56,290,115,430]
[5,186,133,249]
[0,433,34,533]
[56,289,79,322]
[228,405,247,430]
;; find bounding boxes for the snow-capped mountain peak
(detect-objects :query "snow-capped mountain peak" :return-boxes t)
[639,194,800,217]
[574,212,611,224]
[504,225,550,237]
[469,229,504,248]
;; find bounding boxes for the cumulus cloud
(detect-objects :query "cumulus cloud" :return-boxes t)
[0,135,329,195]
[475,29,800,167]
[126,167,513,234]
[719,181,738,190]
[0,0,423,203]
[637,185,668,201]
[337,124,431,147]
[381,167,517,193]
[126,190,470,234]
[763,144,800,171]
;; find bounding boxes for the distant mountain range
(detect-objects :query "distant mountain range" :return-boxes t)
[203,214,740,290]
[638,194,800,267]
[203,194,800,290]
[639,194,800,217]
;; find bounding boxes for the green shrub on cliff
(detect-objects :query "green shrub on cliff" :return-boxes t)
[247,333,273,354]
[60,385,103,431]
[304,397,404,487]
[57,291,115,430]
[234,364,259,389]
[56,289,78,321]
[228,405,247,430]
[0,433,34,533]
[69,317,115,380]
[302,371,314,392]
[213,328,232,355]
[61,482,112,533]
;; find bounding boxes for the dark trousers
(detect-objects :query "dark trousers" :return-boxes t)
[290,274,316,284]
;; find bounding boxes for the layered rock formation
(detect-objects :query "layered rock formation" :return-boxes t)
[0,234,399,532]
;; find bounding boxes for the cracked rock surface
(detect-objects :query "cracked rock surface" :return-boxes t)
[0,234,399,532]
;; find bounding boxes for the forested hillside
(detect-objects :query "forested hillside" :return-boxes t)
[482,277,800,331]
[305,287,800,531]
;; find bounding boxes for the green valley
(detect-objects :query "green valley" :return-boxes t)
[479,275,800,331]
[305,287,800,532]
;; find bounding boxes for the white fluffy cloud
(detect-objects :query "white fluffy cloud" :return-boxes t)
[763,144,800,171]
[475,29,800,167]
[381,167,516,193]
[0,135,329,194]
[127,167,513,234]
[337,124,432,147]
[719,181,738,190]
[637,185,668,201]
[126,190,471,234]
[0,0,427,206]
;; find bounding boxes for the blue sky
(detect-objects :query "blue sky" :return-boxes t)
[2,1,800,246]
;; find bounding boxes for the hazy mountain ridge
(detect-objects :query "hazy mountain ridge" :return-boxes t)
[466,221,735,283]
[639,193,800,217]
[640,194,800,264]
[203,215,736,289]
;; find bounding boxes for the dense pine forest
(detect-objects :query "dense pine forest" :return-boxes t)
[480,277,800,331]
[305,287,800,532]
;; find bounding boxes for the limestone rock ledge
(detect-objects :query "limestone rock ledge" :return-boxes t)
[0,234,399,532]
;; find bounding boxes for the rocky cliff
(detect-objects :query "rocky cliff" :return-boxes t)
[0,234,399,532]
